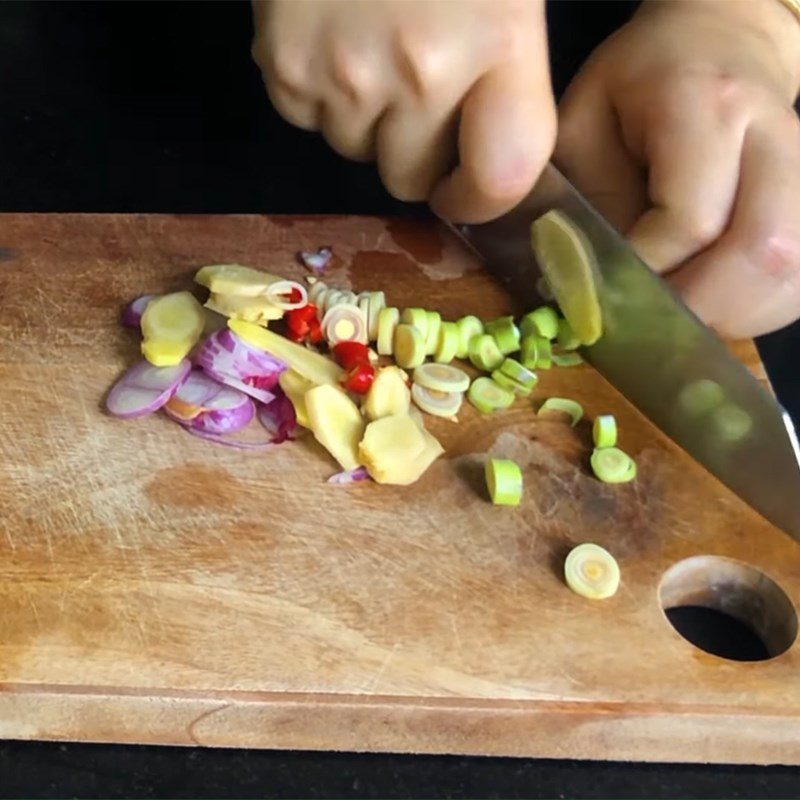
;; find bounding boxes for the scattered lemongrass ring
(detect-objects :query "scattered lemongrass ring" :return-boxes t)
[564,543,620,599]
[265,280,307,310]
[590,447,636,483]
[322,303,368,345]
[592,415,617,449]
[413,363,470,393]
[411,383,463,418]
[538,397,583,426]
[485,458,523,506]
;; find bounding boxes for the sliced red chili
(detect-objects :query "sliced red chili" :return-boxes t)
[343,362,375,394]
[333,340,370,371]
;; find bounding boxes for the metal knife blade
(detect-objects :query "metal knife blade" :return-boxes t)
[448,163,800,540]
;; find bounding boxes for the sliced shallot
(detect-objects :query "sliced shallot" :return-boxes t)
[298,247,332,276]
[106,359,191,419]
[121,294,158,329]
[257,388,297,444]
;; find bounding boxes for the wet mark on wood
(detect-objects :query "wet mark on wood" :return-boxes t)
[386,219,443,264]
[145,464,243,510]
[0,247,17,262]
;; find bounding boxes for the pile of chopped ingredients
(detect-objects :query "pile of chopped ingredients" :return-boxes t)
[105,210,634,597]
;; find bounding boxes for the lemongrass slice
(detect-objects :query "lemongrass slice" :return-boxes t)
[413,362,470,393]
[468,334,504,372]
[530,210,603,346]
[592,414,617,448]
[552,352,584,367]
[491,369,532,396]
[485,315,520,355]
[499,358,537,391]
[394,323,427,369]
[520,336,538,370]
[590,447,636,483]
[564,543,620,599]
[535,337,552,369]
[455,316,484,359]
[322,303,367,345]
[308,281,328,307]
[377,307,400,355]
[538,397,583,426]
[401,308,429,339]
[485,458,523,506]
[557,317,581,351]
[712,402,753,442]
[424,311,442,355]
[467,376,515,414]
[323,289,345,314]
[367,291,386,341]
[434,321,459,364]
[520,306,559,340]
[411,383,463,418]
[265,280,308,310]
[678,379,725,417]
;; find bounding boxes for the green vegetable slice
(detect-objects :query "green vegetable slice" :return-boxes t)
[401,308,429,339]
[564,543,620,599]
[468,334,504,372]
[590,447,637,483]
[552,352,584,367]
[530,209,603,346]
[434,321,460,364]
[557,317,581,351]
[485,315,521,355]
[520,306,559,340]
[592,414,617,448]
[377,307,400,356]
[394,323,427,369]
[411,383,463,418]
[538,397,584,426]
[467,376,515,414]
[455,315,484,360]
[678,379,725,417]
[413,363,470,393]
[499,358,538,391]
[424,311,442,355]
[520,336,538,370]
[712,402,753,442]
[536,275,554,301]
[491,369,527,394]
[485,458,523,506]
[535,337,552,369]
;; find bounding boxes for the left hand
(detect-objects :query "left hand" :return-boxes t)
[555,0,800,338]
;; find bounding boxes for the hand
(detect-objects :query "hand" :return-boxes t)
[251,0,556,223]
[556,0,800,338]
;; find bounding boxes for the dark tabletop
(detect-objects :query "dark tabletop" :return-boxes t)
[1,2,799,797]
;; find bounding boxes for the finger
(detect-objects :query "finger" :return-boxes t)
[429,61,556,223]
[555,78,645,234]
[669,115,800,338]
[625,110,746,274]
[375,103,459,201]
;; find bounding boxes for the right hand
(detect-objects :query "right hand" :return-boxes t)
[252,0,556,223]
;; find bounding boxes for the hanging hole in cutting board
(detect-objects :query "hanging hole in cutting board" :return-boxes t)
[658,555,797,662]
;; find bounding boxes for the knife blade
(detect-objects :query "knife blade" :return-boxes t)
[448,162,800,540]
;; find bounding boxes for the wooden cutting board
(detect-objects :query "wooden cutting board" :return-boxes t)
[1,213,799,765]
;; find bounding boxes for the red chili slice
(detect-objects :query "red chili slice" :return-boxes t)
[333,341,370,371]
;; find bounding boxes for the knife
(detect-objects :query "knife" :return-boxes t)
[447,163,800,540]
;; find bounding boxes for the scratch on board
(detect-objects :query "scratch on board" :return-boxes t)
[363,642,400,693]
[186,703,232,746]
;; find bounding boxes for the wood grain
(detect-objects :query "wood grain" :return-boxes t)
[1,213,799,764]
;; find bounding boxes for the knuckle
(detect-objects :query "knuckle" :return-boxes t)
[264,44,310,95]
[329,48,377,104]
[746,226,800,283]
[395,33,449,98]
[675,210,725,251]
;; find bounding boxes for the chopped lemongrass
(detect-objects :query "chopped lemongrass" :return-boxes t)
[564,543,620,599]
[413,363,470,393]
[485,458,523,506]
[358,293,371,327]
[538,397,584,426]
[467,376,515,414]
[590,447,636,483]
[530,210,603,345]
[401,308,429,339]
[491,369,532,396]
[520,336,538,370]
[323,289,345,315]
[308,281,328,307]
[712,402,753,442]
[678,379,725,417]
[499,358,538,391]
[321,303,368,345]
[377,307,400,356]
[394,323,427,369]
[592,415,617,448]
[434,321,459,364]
[367,291,386,341]
[485,316,521,355]
[424,311,442,355]
[469,334,504,372]
[455,316,484,359]
[552,352,584,367]
[557,317,581,351]
[520,306,559,340]
[411,383,463,418]
[535,337,552,369]
[338,290,358,307]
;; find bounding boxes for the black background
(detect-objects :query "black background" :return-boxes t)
[1,2,799,797]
